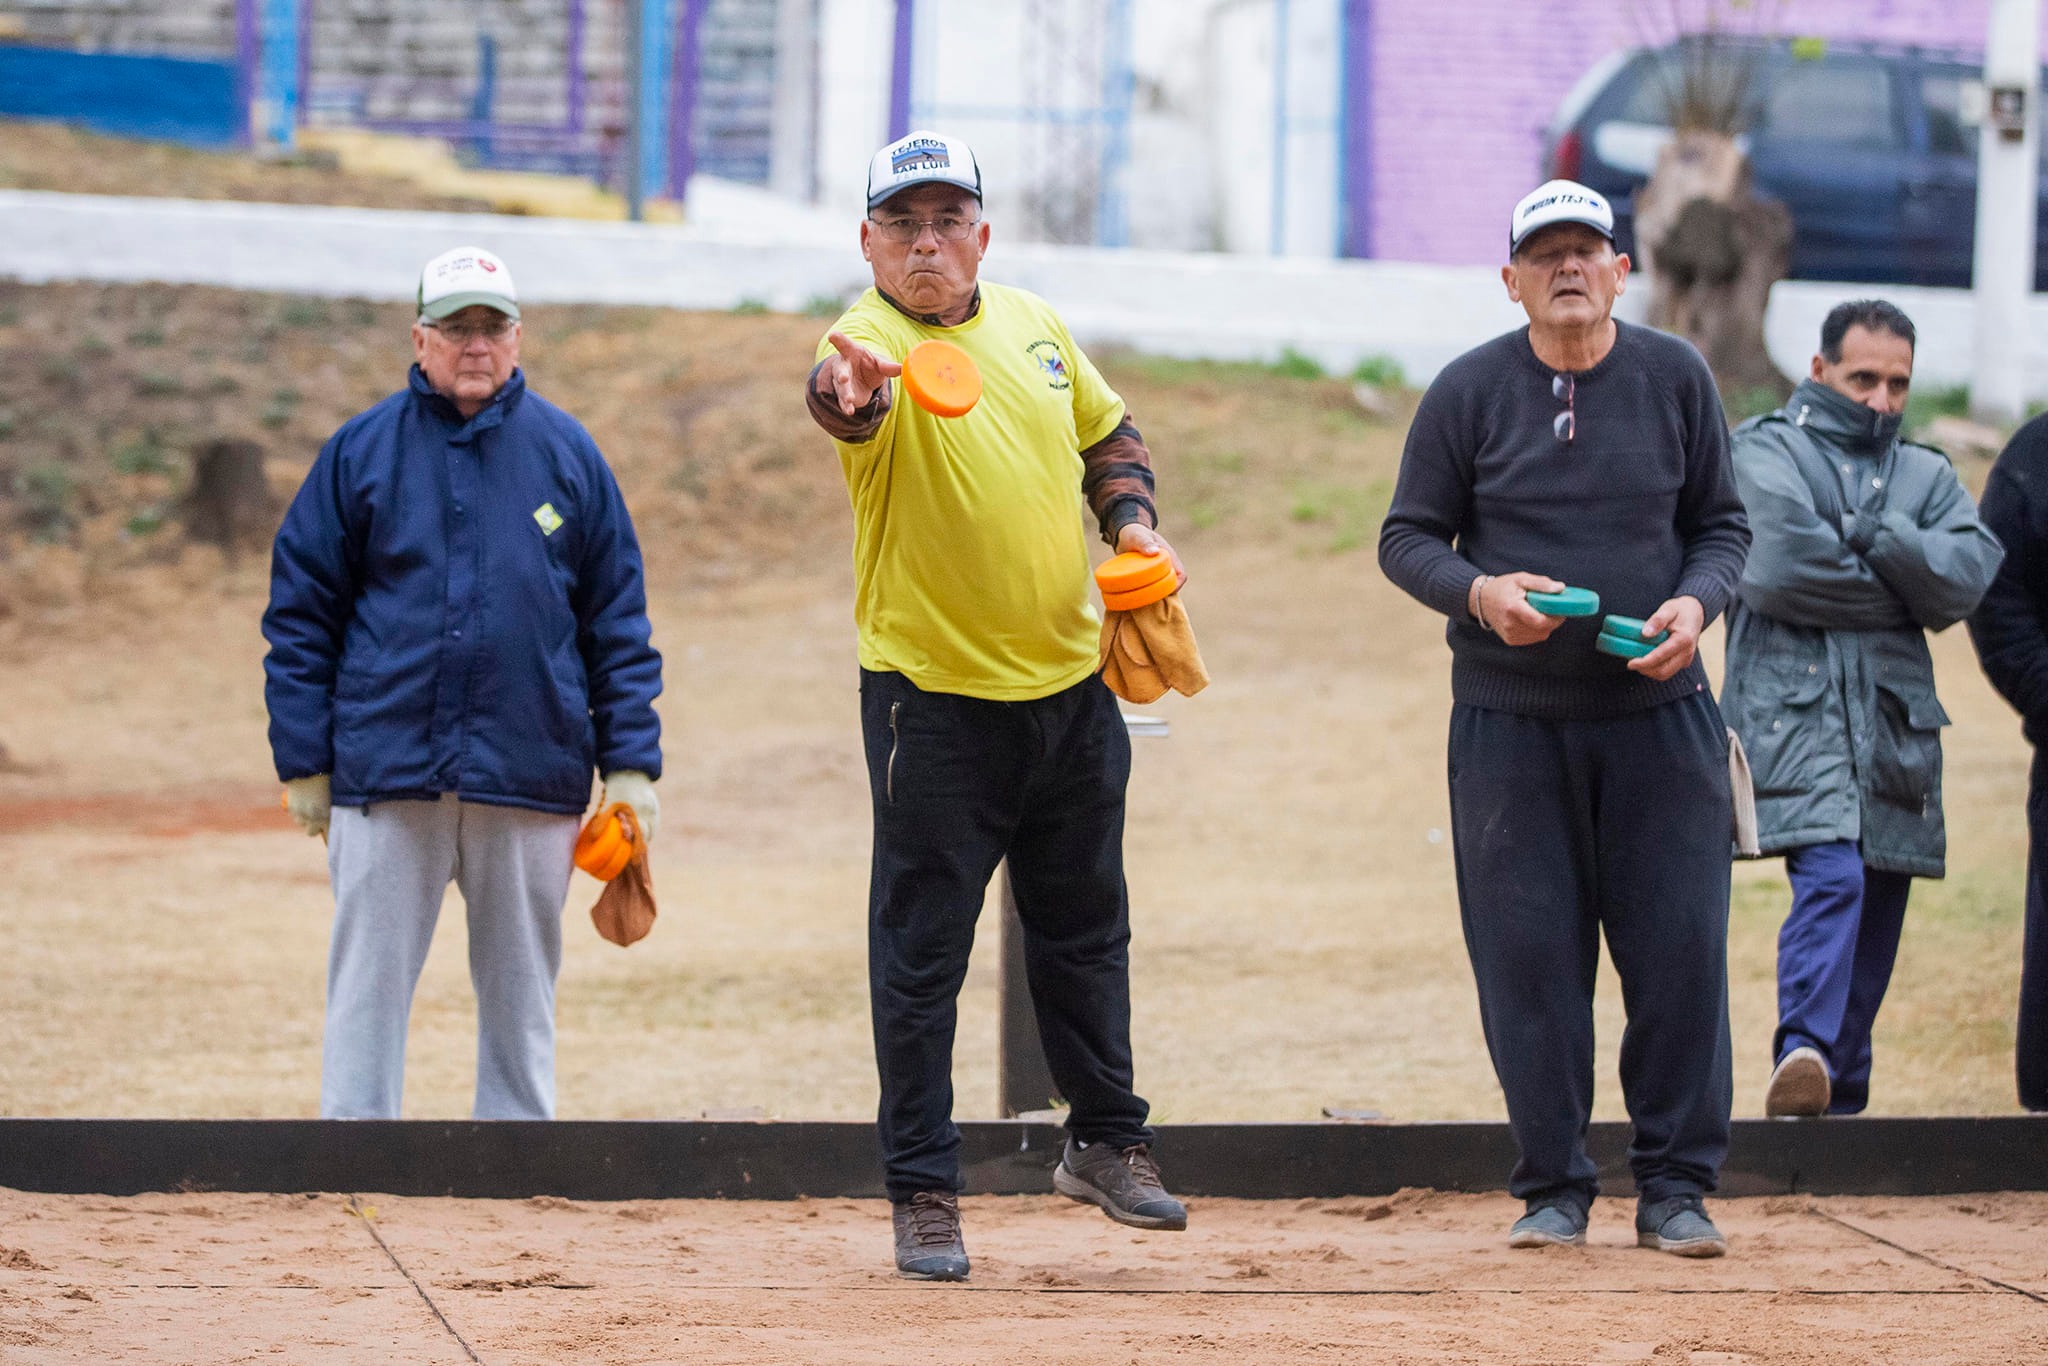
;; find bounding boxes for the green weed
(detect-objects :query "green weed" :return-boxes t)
[278,298,332,329]
[1348,354,1407,389]
[1272,347,1325,381]
[112,430,173,475]
[261,387,302,429]
[20,462,76,540]
[1288,477,1392,554]
[135,372,183,397]
[731,298,771,317]
[1724,386,1784,423]
[1905,382,1971,431]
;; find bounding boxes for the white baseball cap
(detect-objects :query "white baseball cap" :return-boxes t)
[866,130,982,209]
[417,245,519,320]
[1509,180,1615,254]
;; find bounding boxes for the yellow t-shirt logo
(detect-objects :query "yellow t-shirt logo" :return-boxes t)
[533,503,563,536]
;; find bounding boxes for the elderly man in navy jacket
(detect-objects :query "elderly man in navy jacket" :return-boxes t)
[262,246,663,1120]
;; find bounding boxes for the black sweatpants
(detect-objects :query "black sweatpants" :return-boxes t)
[2020,745,2048,1111]
[860,668,1153,1201]
[1447,691,1734,1209]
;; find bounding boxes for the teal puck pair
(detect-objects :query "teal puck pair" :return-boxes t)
[1594,613,1670,660]
[1522,585,1669,660]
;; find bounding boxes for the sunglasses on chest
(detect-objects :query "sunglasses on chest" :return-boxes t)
[1552,373,1576,445]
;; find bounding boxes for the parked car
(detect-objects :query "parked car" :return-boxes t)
[1543,35,2048,288]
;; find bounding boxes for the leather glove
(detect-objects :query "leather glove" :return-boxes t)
[284,774,331,838]
[601,770,659,844]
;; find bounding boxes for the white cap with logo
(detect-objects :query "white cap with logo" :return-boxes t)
[1509,180,1616,254]
[417,245,520,321]
[866,130,982,209]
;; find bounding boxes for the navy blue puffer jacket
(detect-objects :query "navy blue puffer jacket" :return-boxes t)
[262,366,662,814]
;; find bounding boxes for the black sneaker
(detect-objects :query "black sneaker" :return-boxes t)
[891,1190,969,1281]
[1507,1200,1588,1248]
[1636,1194,1727,1258]
[1053,1139,1188,1230]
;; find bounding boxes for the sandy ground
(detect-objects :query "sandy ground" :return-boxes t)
[2,1187,2045,1364]
[0,538,2031,1124]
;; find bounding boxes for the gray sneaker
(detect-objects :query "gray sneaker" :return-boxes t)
[1507,1200,1588,1248]
[1765,1046,1831,1118]
[1636,1195,1727,1258]
[892,1190,969,1281]
[1053,1139,1188,1230]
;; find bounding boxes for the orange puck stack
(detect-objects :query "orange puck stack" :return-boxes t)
[574,802,644,882]
[1094,550,1179,611]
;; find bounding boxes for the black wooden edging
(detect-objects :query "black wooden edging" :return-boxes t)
[0,1117,2041,1200]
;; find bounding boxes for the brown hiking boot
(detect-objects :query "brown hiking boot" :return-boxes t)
[1053,1139,1188,1230]
[891,1190,969,1281]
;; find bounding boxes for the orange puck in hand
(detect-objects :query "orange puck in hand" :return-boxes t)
[901,339,982,418]
[1096,550,1179,610]
[574,802,643,882]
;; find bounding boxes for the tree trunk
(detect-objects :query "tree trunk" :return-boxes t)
[179,438,279,560]
[1634,130,1793,404]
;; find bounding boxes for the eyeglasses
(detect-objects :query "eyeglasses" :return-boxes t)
[1552,373,1576,444]
[423,318,516,344]
[867,213,981,243]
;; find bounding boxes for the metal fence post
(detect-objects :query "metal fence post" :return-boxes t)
[998,713,1169,1117]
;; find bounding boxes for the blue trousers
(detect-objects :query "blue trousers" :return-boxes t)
[1774,840,1913,1115]
[859,669,1153,1201]
[2020,746,2048,1111]
[1446,693,1734,1210]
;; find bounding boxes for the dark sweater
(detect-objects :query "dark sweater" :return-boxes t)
[1969,412,2048,743]
[1378,321,1751,719]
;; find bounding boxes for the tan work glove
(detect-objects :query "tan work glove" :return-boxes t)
[601,770,659,844]
[284,774,331,838]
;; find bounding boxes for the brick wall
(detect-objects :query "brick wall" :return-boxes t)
[1364,0,2025,265]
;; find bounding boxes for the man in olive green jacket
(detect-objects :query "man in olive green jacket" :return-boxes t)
[1722,300,2003,1119]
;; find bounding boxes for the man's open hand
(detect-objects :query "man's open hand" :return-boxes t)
[821,331,903,415]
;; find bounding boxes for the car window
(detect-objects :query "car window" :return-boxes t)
[1919,70,1978,157]
[1614,48,1758,127]
[1756,59,1899,148]
[1923,65,2048,167]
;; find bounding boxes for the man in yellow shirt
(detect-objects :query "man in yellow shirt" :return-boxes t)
[807,130,1187,1281]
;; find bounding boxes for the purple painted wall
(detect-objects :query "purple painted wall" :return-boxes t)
[1365,0,2032,265]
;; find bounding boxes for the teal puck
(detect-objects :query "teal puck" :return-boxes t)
[1524,586,1601,617]
[1598,614,1670,646]
[1596,631,1661,660]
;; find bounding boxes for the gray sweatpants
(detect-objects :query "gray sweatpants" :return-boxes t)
[322,795,579,1120]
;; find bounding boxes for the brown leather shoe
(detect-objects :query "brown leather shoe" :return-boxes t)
[1053,1139,1188,1230]
[892,1190,969,1281]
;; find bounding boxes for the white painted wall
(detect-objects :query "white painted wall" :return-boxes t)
[797,0,1344,254]
[6,189,2042,400]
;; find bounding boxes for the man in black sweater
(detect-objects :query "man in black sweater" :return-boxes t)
[1378,180,1751,1256]
[1967,417,2048,1112]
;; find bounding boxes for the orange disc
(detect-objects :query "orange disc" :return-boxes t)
[1102,574,1178,612]
[574,802,642,882]
[1094,551,1175,596]
[901,339,982,418]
